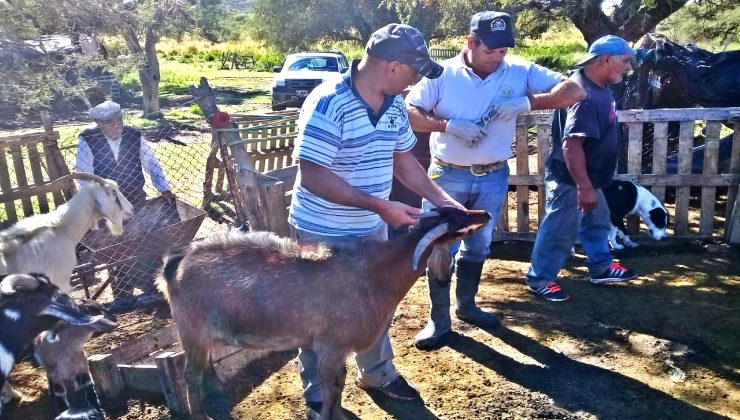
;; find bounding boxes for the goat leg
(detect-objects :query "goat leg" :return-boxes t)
[75,372,103,412]
[317,348,348,420]
[203,359,225,395]
[48,378,68,413]
[183,341,214,420]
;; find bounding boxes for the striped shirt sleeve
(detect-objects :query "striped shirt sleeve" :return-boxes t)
[294,95,342,167]
[395,100,416,153]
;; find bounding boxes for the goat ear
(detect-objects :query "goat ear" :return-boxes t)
[40,303,105,326]
[427,247,453,282]
[412,223,449,270]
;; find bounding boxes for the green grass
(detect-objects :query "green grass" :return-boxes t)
[120,60,274,96]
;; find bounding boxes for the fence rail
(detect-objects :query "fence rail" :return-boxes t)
[430,48,459,61]
[2,107,738,309]
[212,107,740,243]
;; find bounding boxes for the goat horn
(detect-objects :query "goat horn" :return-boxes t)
[0,273,41,295]
[69,172,108,185]
[411,223,449,271]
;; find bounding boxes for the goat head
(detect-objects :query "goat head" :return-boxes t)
[412,206,491,270]
[90,181,134,236]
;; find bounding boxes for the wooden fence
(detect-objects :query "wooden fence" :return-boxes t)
[212,107,740,243]
[430,48,459,61]
[0,118,75,228]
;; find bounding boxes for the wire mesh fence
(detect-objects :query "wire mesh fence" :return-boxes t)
[0,121,229,312]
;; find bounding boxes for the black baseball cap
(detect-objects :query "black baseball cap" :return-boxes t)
[366,23,444,79]
[470,11,516,49]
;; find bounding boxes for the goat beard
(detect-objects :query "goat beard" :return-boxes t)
[106,219,124,236]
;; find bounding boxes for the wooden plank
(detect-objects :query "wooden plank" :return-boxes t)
[27,143,49,214]
[674,121,694,235]
[110,324,179,363]
[498,192,509,232]
[214,348,271,381]
[10,145,33,217]
[258,175,289,236]
[516,125,529,232]
[728,193,740,245]
[0,147,18,222]
[617,107,740,122]
[516,113,554,125]
[118,364,162,393]
[505,173,738,187]
[610,174,739,187]
[626,122,643,233]
[87,353,125,403]
[154,351,189,415]
[0,176,76,204]
[265,165,298,188]
[42,140,66,206]
[651,122,669,202]
[0,131,59,146]
[492,231,537,242]
[725,124,740,241]
[536,124,550,223]
[699,121,721,235]
[627,122,643,174]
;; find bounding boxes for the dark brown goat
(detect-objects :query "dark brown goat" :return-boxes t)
[157,206,491,420]
[35,300,118,420]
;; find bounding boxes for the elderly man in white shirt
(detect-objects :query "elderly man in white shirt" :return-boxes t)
[76,100,172,210]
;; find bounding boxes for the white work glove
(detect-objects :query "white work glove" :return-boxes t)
[445,119,487,147]
[494,97,531,121]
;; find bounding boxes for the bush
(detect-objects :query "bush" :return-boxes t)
[253,52,284,72]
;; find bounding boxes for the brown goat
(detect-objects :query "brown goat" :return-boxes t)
[35,300,118,420]
[157,206,491,420]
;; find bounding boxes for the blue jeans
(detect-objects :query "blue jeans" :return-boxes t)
[292,226,398,403]
[526,174,613,289]
[422,162,509,263]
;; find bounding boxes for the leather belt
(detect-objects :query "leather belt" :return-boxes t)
[433,157,507,177]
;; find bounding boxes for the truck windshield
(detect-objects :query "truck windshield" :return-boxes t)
[284,57,339,72]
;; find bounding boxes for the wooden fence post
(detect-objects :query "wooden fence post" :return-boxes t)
[258,174,289,237]
[155,351,189,416]
[726,118,740,244]
[88,353,125,404]
[728,195,740,244]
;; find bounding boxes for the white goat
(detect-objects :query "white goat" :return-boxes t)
[0,173,134,293]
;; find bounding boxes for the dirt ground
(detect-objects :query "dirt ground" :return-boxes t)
[4,240,739,420]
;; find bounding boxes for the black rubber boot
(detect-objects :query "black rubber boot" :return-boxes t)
[414,271,452,350]
[454,260,500,328]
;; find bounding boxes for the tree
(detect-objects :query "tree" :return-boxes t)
[70,0,197,118]
[660,0,739,48]
[432,0,691,45]
[248,0,706,51]
[249,0,400,51]
[0,0,111,112]
[1,0,199,117]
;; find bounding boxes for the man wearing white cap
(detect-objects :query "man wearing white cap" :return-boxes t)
[406,11,584,349]
[76,100,173,209]
[525,35,639,302]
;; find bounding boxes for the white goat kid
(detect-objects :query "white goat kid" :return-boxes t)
[0,173,134,293]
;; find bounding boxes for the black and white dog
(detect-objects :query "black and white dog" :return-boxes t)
[603,180,670,249]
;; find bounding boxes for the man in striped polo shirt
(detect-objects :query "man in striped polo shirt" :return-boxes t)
[289,23,463,416]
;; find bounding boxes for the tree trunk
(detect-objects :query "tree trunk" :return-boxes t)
[566,0,687,44]
[122,9,163,118]
[140,21,161,119]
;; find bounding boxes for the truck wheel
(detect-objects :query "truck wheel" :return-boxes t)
[272,104,286,111]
